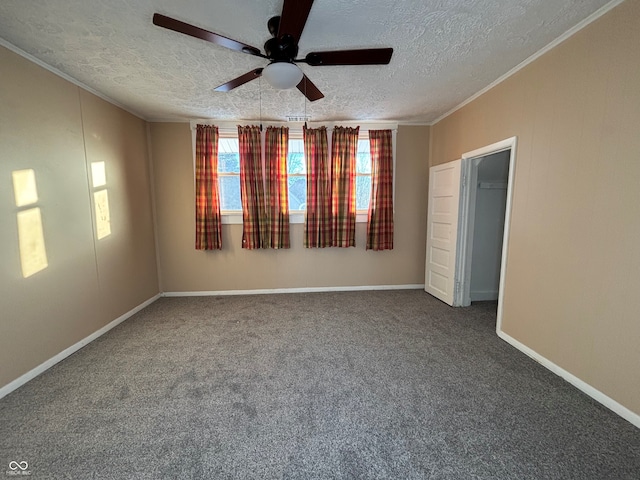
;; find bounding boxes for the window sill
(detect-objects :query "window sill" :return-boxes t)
[221,212,369,225]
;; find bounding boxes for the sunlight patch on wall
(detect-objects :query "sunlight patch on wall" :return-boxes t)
[91,161,106,187]
[91,162,111,239]
[16,208,48,277]
[12,169,48,278]
[94,189,111,239]
[12,169,39,207]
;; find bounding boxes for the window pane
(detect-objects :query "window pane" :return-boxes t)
[356,139,371,174]
[288,176,307,211]
[356,175,371,211]
[356,153,372,174]
[218,153,240,173]
[219,138,239,153]
[288,152,306,174]
[220,175,242,211]
[288,139,306,174]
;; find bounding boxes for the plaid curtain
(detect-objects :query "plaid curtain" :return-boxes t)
[238,125,267,249]
[195,124,222,250]
[265,126,290,249]
[331,126,359,247]
[303,126,332,248]
[367,130,394,250]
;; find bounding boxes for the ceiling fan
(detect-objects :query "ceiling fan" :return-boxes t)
[153,0,393,102]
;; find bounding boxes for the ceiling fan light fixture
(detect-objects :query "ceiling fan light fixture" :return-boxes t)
[262,62,303,90]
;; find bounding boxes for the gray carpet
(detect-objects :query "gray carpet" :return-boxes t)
[1,290,639,479]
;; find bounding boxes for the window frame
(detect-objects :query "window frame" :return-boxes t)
[217,135,242,214]
[286,134,306,217]
[355,134,373,215]
[191,121,397,225]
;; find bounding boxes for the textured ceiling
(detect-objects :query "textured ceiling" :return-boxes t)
[0,0,613,123]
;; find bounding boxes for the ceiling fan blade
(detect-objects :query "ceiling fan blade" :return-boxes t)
[296,75,324,102]
[304,48,393,66]
[214,69,263,92]
[153,13,263,57]
[278,0,314,42]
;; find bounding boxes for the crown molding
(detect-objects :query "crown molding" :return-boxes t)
[0,37,147,121]
[429,0,626,126]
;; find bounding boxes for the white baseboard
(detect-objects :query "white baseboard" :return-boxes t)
[497,330,640,429]
[163,284,424,297]
[470,290,499,302]
[0,293,161,400]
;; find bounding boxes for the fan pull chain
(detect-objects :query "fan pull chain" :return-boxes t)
[304,78,308,129]
[259,76,263,132]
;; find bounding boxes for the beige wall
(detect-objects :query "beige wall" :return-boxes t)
[431,1,640,415]
[150,123,429,292]
[0,46,159,388]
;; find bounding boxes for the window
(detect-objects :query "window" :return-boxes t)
[193,123,396,224]
[355,138,372,212]
[218,137,241,211]
[287,138,306,212]
[216,133,373,214]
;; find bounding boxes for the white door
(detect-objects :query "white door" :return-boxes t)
[425,159,462,305]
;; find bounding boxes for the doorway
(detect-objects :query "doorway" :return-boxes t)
[425,137,516,333]
[457,150,510,306]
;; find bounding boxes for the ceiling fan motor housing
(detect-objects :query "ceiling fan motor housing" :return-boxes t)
[267,16,280,36]
[264,16,299,62]
[264,35,298,62]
